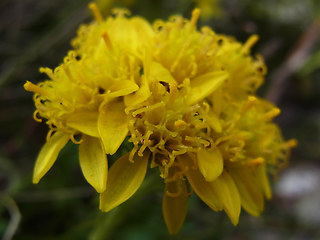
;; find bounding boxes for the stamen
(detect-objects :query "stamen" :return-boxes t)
[138,130,153,156]
[89,2,103,22]
[46,129,55,142]
[285,139,298,148]
[185,136,210,147]
[190,9,200,28]
[132,102,164,117]
[215,135,231,145]
[39,67,55,80]
[244,157,264,166]
[242,35,259,53]
[101,31,113,50]
[24,81,50,97]
[70,133,83,144]
[241,96,257,113]
[33,110,42,122]
[261,108,281,121]
[129,145,138,163]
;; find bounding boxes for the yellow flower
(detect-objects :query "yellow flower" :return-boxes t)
[25,4,295,235]
[99,9,295,234]
[24,3,153,193]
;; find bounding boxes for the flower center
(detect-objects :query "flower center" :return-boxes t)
[128,82,212,178]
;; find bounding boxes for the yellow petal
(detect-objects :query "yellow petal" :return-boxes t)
[124,75,150,107]
[66,111,99,137]
[183,156,223,211]
[162,179,188,235]
[207,110,222,133]
[108,80,139,98]
[197,148,223,182]
[151,62,176,84]
[211,87,222,116]
[98,101,128,155]
[257,164,272,199]
[79,135,108,193]
[213,171,241,225]
[229,168,264,216]
[106,16,139,52]
[33,131,69,184]
[187,71,228,105]
[131,17,155,45]
[100,152,149,212]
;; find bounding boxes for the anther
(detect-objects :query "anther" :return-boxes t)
[89,2,103,22]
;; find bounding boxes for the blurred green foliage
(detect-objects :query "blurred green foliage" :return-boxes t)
[1,0,320,239]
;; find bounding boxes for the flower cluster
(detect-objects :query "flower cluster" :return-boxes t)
[25,3,295,234]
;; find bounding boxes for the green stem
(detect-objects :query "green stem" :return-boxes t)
[89,172,162,240]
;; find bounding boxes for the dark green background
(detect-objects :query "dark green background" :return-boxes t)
[1,0,320,239]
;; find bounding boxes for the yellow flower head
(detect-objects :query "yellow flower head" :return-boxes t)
[25,3,295,235]
[24,4,153,193]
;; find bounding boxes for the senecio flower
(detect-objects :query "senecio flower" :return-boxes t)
[25,3,296,234]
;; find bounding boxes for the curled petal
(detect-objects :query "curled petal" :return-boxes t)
[33,131,69,184]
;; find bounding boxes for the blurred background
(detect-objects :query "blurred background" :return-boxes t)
[0,0,320,239]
